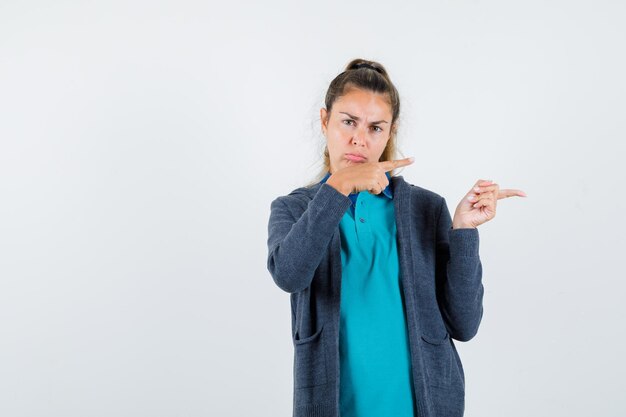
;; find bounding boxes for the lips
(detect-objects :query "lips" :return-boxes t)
[345,153,366,162]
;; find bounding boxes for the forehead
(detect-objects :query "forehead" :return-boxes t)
[333,88,392,119]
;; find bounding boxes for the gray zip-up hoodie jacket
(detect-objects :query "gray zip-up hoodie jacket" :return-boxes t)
[266,175,484,417]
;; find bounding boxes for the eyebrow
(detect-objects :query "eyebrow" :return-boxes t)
[339,112,389,124]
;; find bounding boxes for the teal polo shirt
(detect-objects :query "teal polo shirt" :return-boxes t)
[319,172,416,417]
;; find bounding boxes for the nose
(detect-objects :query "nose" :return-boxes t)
[351,129,366,146]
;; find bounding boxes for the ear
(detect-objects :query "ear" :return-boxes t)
[320,108,328,135]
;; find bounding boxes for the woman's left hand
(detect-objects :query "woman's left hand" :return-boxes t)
[452,179,527,229]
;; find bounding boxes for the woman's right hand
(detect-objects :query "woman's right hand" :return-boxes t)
[325,157,415,196]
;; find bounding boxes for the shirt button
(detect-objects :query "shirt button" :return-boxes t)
[359,218,366,223]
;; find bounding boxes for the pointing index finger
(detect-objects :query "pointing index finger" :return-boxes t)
[497,189,528,199]
[379,157,415,172]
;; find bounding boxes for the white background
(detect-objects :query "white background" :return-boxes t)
[1,1,624,416]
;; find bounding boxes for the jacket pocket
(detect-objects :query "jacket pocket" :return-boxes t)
[294,325,327,389]
[420,332,452,388]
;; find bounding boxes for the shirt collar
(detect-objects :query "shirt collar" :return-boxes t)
[319,170,393,199]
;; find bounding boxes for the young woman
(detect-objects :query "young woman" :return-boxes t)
[266,59,526,417]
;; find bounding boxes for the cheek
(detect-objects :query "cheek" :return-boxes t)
[327,133,348,150]
[325,139,342,158]
[332,122,354,137]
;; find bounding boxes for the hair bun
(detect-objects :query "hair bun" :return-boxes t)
[352,62,383,74]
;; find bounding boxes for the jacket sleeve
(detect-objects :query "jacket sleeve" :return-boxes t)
[435,196,485,342]
[266,183,352,294]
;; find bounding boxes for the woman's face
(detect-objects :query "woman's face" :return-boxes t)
[320,87,394,174]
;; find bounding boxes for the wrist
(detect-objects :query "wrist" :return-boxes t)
[452,222,475,229]
[326,176,351,197]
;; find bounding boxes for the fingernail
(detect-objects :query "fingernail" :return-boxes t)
[408,157,415,162]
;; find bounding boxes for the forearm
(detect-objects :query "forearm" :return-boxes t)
[435,197,485,341]
[440,228,484,341]
[266,183,351,293]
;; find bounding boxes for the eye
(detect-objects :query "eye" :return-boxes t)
[372,126,383,132]
[343,119,355,126]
